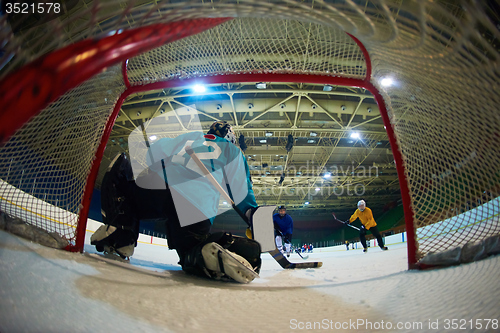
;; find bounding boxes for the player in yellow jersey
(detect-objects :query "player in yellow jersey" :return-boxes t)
[348,200,388,253]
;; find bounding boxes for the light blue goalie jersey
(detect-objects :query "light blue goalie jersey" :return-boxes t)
[138,131,257,227]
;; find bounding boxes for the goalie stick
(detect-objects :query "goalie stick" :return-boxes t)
[185,146,322,269]
[331,212,360,231]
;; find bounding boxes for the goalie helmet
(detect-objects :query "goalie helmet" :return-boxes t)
[208,120,236,145]
[357,200,366,211]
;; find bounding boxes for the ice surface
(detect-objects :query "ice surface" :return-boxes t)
[1,229,499,333]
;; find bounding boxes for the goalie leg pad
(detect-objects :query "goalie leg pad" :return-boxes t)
[91,225,138,258]
[226,235,262,274]
[201,242,258,283]
[101,153,137,229]
[180,232,262,283]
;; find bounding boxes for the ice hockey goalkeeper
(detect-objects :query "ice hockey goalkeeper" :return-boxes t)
[91,121,262,283]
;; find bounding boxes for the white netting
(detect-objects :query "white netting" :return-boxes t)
[0,66,125,242]
[126,18,366,83]
[362,2,500,259]
[0,1,498,261]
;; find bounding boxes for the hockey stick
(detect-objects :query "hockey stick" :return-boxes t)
[294,248,309,260]
[346,224,360,231]
[331,212,360,231]
[185,146,321,269]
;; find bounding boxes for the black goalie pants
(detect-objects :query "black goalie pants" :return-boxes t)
[101,155,211,260]
[133,182,212,256]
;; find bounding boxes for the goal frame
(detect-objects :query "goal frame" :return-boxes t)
[0,20,416,267]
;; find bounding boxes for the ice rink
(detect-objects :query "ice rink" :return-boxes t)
[1,227,499,333]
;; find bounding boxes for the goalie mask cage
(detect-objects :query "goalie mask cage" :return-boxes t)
[0,1,498,269]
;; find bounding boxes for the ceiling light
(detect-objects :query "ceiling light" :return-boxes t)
[310,132,317,137]
[307,139,315,143]
[323,172,331,179]
[323,85,333,92]
[315,187,320,191]
[265,132,273,137]
[350,132,360,139]
[305,201,310,205]
[380,77,394,87]
[193,84,206,93]
[149,135,157,141]
[260,139,267,143]
[256,82,266,89]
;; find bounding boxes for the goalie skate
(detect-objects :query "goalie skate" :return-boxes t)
[201,242,259,283]
[99,246,132,261]
[91,225,135,259]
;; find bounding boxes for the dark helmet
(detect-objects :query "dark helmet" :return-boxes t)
[278,205,286,210]
[207,120,236,144]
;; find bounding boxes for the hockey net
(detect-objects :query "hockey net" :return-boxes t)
[0,1,498,267]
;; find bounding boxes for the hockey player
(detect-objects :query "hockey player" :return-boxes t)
[273,205,293,257]
[91,121,262,283]
[347,200,388,253]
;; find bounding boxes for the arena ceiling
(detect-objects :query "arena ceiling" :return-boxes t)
[99,80,402,215]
